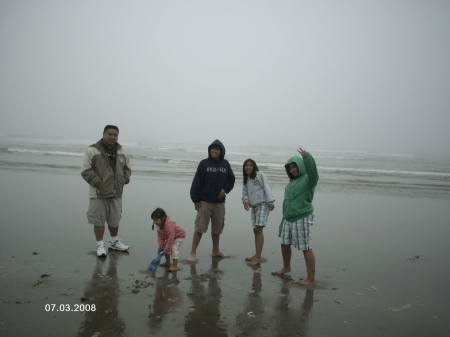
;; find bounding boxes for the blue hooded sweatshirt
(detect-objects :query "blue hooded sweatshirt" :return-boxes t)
[190,140,235,203]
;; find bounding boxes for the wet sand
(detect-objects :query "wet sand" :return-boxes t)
[0,169,449,337]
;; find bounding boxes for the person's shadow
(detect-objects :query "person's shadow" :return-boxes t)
[77,252,127,337]
[147,271,181,331]
[184,257,228,337]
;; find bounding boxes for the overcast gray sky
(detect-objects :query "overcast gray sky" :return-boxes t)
[1,0,449,155]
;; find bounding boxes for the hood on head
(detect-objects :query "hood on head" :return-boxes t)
[285,156,306,180]
[208,139,225,160]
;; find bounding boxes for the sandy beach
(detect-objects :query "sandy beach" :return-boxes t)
[0,166,449,337]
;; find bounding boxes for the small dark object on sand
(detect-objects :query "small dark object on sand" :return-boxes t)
[32,252,39,255]
[407,255,423,263]
[33,280,43,287]
[32,274,50,288]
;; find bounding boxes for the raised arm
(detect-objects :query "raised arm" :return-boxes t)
[298,148,319,188]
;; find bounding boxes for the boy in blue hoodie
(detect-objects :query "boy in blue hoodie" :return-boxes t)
[188,140,235,262]
[272,148,319,286]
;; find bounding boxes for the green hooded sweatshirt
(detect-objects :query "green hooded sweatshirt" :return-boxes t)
[282,153,319,223]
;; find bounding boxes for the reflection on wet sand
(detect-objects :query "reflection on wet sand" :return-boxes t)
[77,252,127,337]
[235,268,267,336]
[273,280,314,337]
[148,271,181,331]
[184,257,228,337]
[75,253,313,337]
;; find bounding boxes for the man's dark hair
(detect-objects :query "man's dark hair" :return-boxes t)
[103,125,119,133]
[243,159,259,185]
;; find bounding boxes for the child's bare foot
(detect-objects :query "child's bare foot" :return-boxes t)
[168,266,180,272]
[160,262,170,267]
[271,267,291,276]
[297,279,315,286]
[187,254,197,263]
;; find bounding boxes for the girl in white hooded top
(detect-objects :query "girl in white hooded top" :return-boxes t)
[242,159,275,265]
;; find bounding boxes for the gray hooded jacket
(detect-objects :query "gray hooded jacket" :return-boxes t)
[242,171,275,206]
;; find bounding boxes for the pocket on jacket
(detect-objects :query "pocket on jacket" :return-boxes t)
[96,176,112,197]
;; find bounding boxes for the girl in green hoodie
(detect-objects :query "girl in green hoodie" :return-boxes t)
[272,148,319,286]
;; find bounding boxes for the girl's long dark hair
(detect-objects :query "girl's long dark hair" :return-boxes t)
[150,207,167,230]
[243,159,259,185]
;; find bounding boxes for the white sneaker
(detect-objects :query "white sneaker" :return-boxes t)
[96,244,107,257]
[109,239,129,252]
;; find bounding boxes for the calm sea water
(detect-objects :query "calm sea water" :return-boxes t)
[1,136,450,197]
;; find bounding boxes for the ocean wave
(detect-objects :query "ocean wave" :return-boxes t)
[146,145,205,154]
[1,159,448,183]
[0,136,94,146]
[227,151,262,157]
[319,166,450,179]
[228,160,284,170]
[312,148,414,157]
[1,160,449,196]
[2,147,83,157]
[130,154,198,164]
[2,146,448,181]
[0,160,80,170]
[231,161,450,179]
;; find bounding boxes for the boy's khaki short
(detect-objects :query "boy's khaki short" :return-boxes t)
[87,198,122,227]
[194,201,225,234]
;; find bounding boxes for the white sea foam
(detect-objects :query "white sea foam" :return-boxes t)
[318,166,450,178]
[5,148,83,157]
[2,138,449,191]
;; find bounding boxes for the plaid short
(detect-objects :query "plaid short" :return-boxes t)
[279,214,315,250]
[251,203,271,227]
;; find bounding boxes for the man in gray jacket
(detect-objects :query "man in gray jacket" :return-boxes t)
[81,125,131,257]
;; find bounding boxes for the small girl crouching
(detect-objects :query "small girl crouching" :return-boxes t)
[151,208,186,271]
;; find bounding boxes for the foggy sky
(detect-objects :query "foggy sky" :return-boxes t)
[1,0,449,155]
